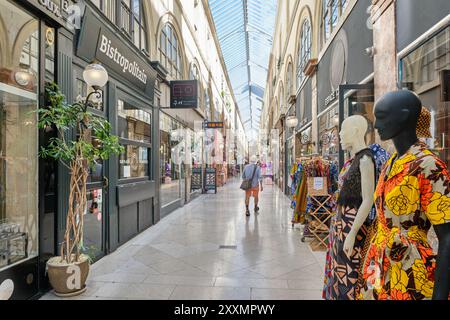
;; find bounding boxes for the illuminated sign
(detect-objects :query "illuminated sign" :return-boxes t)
[205,122,224,129]
[170,80,198,109]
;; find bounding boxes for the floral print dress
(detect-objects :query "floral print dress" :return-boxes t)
[360,142,450,300]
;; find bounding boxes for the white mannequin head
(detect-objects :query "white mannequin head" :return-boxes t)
[339,115,368,152]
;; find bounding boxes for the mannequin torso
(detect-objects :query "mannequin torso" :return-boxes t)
[323,116,376,300]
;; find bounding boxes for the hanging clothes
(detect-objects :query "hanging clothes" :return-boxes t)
[323,148,376,300]
[290,162,308,224]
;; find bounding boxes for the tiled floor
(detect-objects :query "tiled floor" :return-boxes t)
[41,180,326,300]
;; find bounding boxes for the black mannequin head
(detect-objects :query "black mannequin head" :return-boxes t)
[374,90,422,141]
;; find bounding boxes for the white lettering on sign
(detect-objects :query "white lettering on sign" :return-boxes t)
[39,0,62,17]
[99,35,148,85]
[325,89,339,107]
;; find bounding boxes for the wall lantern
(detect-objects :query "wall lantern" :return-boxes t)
[286,116,299,128]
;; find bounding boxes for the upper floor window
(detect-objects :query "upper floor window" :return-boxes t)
[160,24,183,79]
[92,0,116,21]
[321,0,348,46]
[286,62,293,99]
[297,19,311,89]
[92,0,148,51]
[121,0,147,51]
[189,63,200,80]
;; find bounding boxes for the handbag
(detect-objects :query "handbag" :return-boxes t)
[240,165,258,190]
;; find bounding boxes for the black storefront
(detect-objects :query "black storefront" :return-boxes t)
[396,0,450,168]
[0,0,159,299]
[316,0,375,167]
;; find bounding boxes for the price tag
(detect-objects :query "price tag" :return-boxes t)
[313,177,324,190]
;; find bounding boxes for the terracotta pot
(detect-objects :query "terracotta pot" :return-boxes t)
[46,255,90,297]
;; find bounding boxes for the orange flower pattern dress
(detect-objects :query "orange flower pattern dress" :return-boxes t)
[360,142,450,300]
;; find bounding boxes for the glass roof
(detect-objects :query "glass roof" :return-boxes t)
[209,0,277,136]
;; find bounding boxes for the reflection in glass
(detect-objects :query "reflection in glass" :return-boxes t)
[160,113,185,206]
[118,99,151,143]
[0,0,39,271]
[82,189,103,260]
[119,145,149,179]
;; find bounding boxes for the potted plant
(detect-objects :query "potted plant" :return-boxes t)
[37,80,123,297]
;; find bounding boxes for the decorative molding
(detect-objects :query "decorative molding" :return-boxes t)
[303,58,318,76]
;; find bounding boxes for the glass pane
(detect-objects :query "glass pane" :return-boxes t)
[141,28,147,51]
[331,0,339,28]
[105,0,116,22]
[119,145,149,178]
[44,27,56,82]
[134,20,140,48]
[92,0,100,9]
[0,0,39,271]
[132,0,141,18]
[319,106,339,162]
[121,4,131,34]
[401,26,450,92]
[88,136,103,184]
[82,188,103,259]
[122,0,131,8]
[117,99,152,143]
[160,113,183,206]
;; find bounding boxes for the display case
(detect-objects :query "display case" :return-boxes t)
[0,220,28,268]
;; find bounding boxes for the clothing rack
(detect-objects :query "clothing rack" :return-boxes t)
[290,156,338,250]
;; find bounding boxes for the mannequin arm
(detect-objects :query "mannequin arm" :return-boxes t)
[343,156,375,257]
[432,223,450,300]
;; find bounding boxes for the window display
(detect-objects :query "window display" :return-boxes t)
[400,25,450,167]
[0,0,39,271]
[160,112,184,206]
[117,98,151,179]
[319,106,339,162]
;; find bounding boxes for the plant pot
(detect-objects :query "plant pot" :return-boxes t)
[46,254,90,297]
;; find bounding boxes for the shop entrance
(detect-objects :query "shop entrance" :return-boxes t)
[338,83,375,167]
[74,66,110,262]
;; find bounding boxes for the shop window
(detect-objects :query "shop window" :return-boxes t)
[297,19,311,89]
[160,113,185,206]
[119,145,149,179]
[400,26,450,167]
[117,99,152,179]
[82,188,103,259]
[319,106,339,161]
[159,24,183,80]
[401,26,450,92]
[0,0,39,271]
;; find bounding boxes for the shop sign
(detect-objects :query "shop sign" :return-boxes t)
[77,8,157,99]
[325,89,339,107]
[170,80,198,109]
[28,0,79,26]
[204,122,224,129]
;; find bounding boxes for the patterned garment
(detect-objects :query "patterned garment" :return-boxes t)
[368,144,391,221]
[360,142,450,300]
[323,158,352,300]
[323,149,374,300]
[291,163,308,224]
